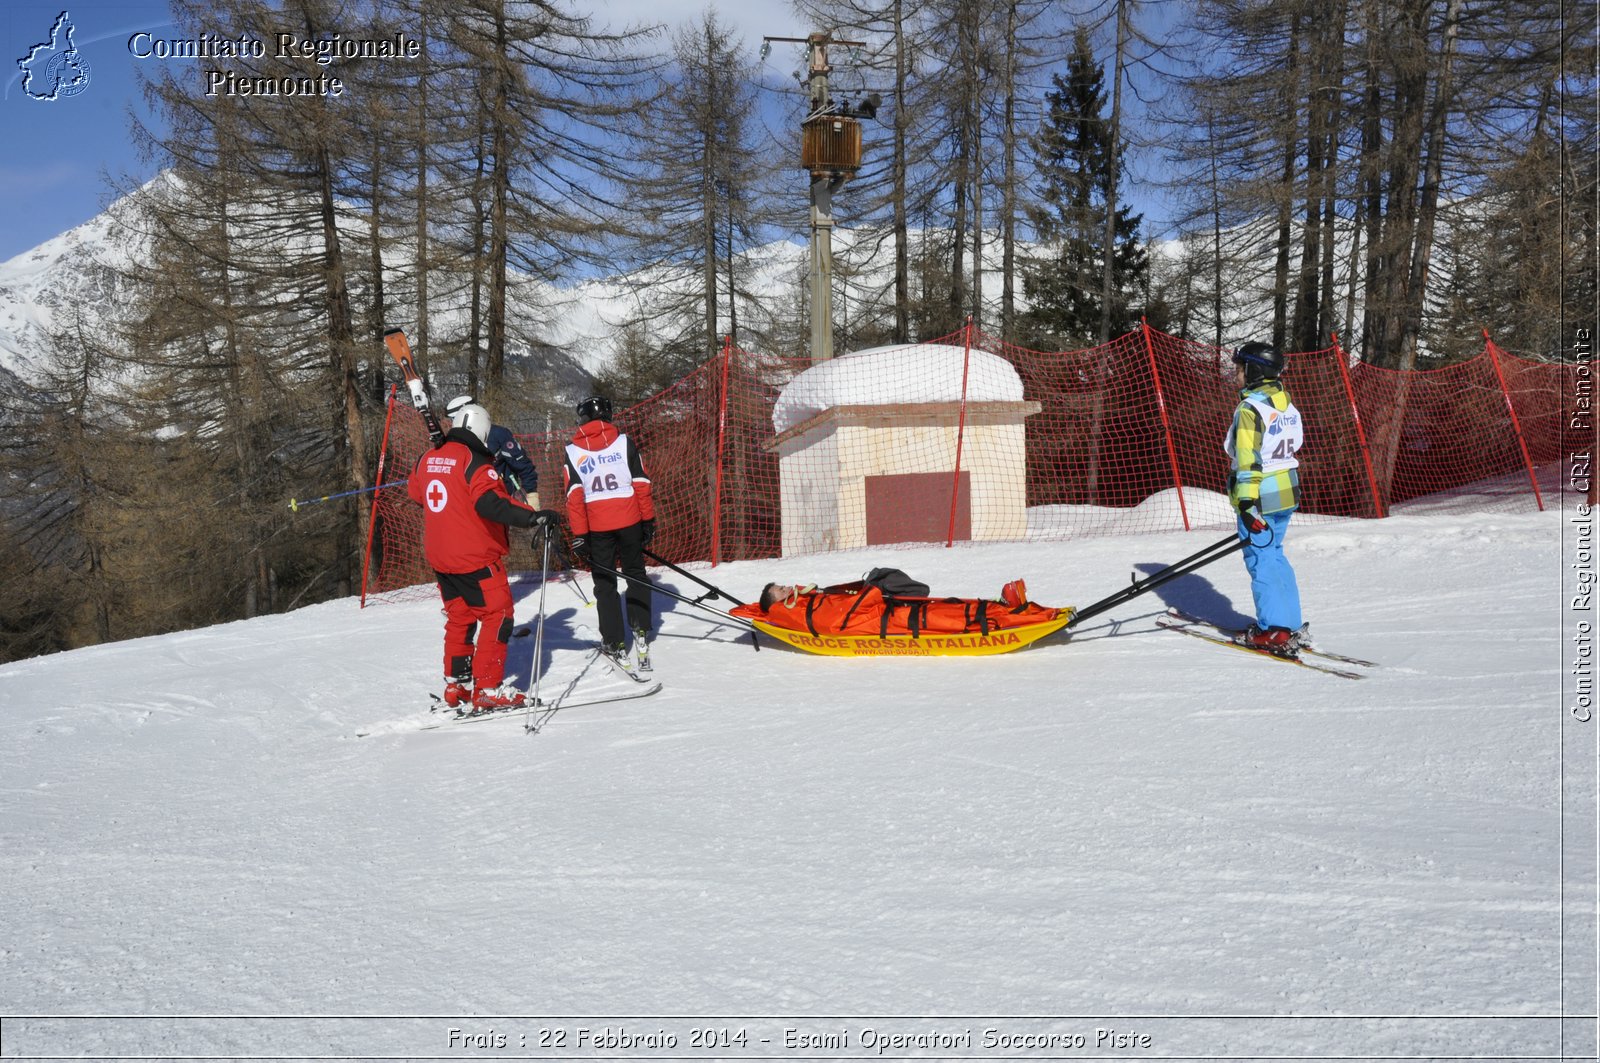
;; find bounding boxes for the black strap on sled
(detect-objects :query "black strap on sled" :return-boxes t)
[839,585,876,632]
[877,599,925,639]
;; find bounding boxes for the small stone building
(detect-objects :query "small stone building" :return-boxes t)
[769,343,1040,557]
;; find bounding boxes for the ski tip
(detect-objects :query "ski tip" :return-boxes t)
[383,326,406,338]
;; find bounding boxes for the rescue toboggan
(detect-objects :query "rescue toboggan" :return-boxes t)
[598,535,1248,660]
[740,611,1075,657]
[728,580,1074,658]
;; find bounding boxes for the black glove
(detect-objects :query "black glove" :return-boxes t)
[1237,498,1268,535]
[527,510,558,551]
[569,535,588,560]
[640,518,656,547]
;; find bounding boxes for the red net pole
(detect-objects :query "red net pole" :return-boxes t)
[1141,319,1191,531]
[946,317,975,548]
[360,384,400,608]
[1330,333,1387,518]
[711,336,733,567]
[1485,331,1546,511]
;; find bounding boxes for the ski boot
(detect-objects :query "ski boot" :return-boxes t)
[442,678,472,709]
[632,628,652,672]
[470,684,528,713]
[1234,624,1302,659]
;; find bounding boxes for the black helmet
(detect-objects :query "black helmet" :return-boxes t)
[1232,341,1284,385]
[576,395,613,422]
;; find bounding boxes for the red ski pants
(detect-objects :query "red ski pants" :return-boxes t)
[434,562,515,689]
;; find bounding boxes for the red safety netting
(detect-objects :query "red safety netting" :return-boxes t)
[363,326,1579,604]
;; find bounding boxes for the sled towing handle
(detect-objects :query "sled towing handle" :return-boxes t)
[642,548,743,606]
[587,556,761,650]
[1068,533,1244,628]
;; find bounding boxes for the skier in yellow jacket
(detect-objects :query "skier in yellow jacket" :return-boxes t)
[1226,341,1306,656]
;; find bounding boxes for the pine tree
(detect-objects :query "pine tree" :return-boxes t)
[1021,28,1146,348]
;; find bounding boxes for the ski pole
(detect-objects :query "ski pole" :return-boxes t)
[561,571,593,607]
[525,527,553,735]
[1068,532,1243,628]
[585,556,761,641]
[641,547,742,605]
[1073,533,1241,625]
[543,538,593,608]
[288,480,408,512]
[552,532,594,606]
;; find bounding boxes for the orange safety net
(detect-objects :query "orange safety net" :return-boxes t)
[363,325,1580,604]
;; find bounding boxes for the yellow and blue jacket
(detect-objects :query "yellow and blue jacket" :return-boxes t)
[1226,381,1303,515]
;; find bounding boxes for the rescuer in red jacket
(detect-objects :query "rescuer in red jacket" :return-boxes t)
[409,401,559,712]
[561,395,655,662]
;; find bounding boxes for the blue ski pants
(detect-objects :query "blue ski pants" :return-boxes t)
[1238,509,1302,630]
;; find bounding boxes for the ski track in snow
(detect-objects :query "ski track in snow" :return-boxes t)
[0,504,1585,1059]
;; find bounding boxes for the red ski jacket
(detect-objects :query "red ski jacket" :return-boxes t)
[561,420,653,535]
[409,428,539,574]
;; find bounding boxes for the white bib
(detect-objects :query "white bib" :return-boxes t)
[567,435,635,501]
[1225,397,1304,472]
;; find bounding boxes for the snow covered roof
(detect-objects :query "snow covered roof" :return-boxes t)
[772,342,1025,434]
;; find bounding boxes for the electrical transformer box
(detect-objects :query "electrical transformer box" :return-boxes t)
[801,116,862,175]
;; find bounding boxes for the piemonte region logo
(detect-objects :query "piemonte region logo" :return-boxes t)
[18,11,92,102]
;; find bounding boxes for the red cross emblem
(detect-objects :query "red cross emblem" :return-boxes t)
[426,479,449,513]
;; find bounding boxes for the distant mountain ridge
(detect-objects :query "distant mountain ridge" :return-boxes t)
[3,176,1400,403]
[0,181,816,399]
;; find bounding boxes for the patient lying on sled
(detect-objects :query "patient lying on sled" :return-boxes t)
[730,569,1065,638]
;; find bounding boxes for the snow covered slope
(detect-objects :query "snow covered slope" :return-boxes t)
[0,503,1591,1059]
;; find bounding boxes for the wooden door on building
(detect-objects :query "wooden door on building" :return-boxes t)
[865,471,970,545]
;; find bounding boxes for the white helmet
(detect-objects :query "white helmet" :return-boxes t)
[448,401,491,445]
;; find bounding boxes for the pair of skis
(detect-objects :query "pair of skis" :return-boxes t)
[356,674,661,738]
[364,649,659,737]
[431,630,660,732]
[383,328,446,447]
[1156,608,1377,680]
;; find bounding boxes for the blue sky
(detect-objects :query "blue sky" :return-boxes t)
[1,0,1175,265]
[0,0,800,264]
[2,0,178,261]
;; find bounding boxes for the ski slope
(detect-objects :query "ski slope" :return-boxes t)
[1,501,1592,1060]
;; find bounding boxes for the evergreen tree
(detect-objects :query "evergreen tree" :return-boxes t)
[1021,28,1146,348]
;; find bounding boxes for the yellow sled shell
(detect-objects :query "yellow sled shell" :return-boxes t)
[750,612,1073,657]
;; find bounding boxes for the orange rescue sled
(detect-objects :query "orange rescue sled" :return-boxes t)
[730,583,1073,658]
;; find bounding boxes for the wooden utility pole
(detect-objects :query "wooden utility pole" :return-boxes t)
[766,31,867,363]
